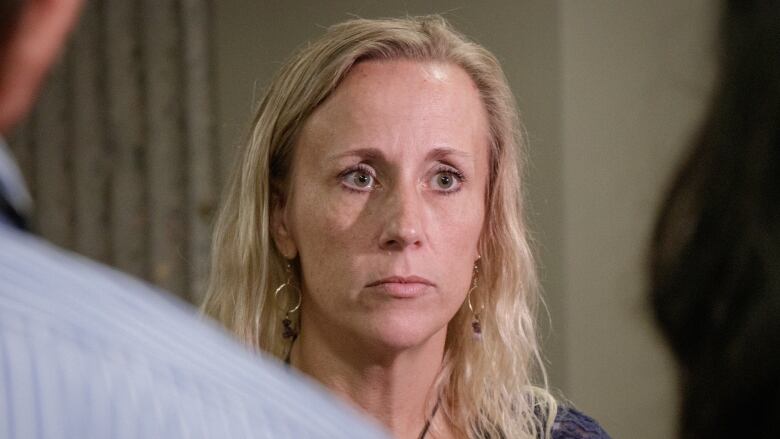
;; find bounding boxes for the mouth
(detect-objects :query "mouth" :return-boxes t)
[365,276,435,298]
[366,275,435,287]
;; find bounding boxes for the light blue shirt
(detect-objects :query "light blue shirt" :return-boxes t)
[0,137,388,438]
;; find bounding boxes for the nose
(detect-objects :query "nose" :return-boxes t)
[378,185,424,251]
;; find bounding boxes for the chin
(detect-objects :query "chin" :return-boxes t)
[361,312,446,353]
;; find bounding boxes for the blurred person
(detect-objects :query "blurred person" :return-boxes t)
[0,1,388,438]
[650,0,780,437]
[203,16,610,439]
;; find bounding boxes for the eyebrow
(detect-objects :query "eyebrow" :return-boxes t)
[327,146,473,162]
[426,146,472,162]
[328,147,385,162]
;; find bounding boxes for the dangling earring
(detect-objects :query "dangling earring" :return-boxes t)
[274,263,301,340]
[467,262,482,339]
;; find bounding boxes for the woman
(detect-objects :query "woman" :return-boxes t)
[650,0,780,437]
[203,16,609,439]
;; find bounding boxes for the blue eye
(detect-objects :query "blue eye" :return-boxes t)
[430,168,464,193]
[434,173,455,189]
[341,166,376,191]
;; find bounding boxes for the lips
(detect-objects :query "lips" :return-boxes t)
[366,276,434,287]
[366,275,435,298]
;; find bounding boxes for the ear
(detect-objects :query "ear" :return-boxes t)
[270,195,298,260]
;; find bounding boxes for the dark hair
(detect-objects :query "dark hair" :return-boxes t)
[0,0,23,45]
[649,0,780,437]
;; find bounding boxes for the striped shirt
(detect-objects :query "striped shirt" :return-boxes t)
[0,137,388,439]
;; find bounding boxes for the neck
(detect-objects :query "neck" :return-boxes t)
[290,315,447,439]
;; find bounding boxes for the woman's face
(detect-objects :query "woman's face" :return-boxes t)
[273,59,490,351]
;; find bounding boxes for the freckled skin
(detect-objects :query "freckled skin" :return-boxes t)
[275,59,490,353]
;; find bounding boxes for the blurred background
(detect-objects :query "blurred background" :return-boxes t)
[6,1,717,438]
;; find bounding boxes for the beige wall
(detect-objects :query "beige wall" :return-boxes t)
[214,2,717,438]
[559,1,716,437]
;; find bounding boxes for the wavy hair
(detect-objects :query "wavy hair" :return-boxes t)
[201,15,556,439]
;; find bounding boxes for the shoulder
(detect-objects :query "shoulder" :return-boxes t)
[551,406,612,439]
[0,226,387,438]
[0,223,217,357]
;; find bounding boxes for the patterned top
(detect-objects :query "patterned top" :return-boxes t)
[552,407,612,439]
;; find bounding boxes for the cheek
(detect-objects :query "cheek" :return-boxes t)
[430,194,484,254]
[292,182,367,247]
[424,195,485,295]
[288,181,371,289]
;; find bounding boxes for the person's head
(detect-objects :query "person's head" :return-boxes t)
[0,0,84,136]
[0,1,24,42]
[275,57,490,356]
[203,15,554,437]
[650,0,780,437]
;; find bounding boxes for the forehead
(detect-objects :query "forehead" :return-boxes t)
[335,58,480,105]
[295,58,490,160]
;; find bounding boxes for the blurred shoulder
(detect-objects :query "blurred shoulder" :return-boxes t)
[551,406,612,439]
[0,225,388,438]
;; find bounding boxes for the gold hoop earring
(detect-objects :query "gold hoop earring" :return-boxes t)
[274,263,301,340]
[467,262,483,339]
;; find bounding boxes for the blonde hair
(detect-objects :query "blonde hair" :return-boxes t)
[202,15,557,438]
